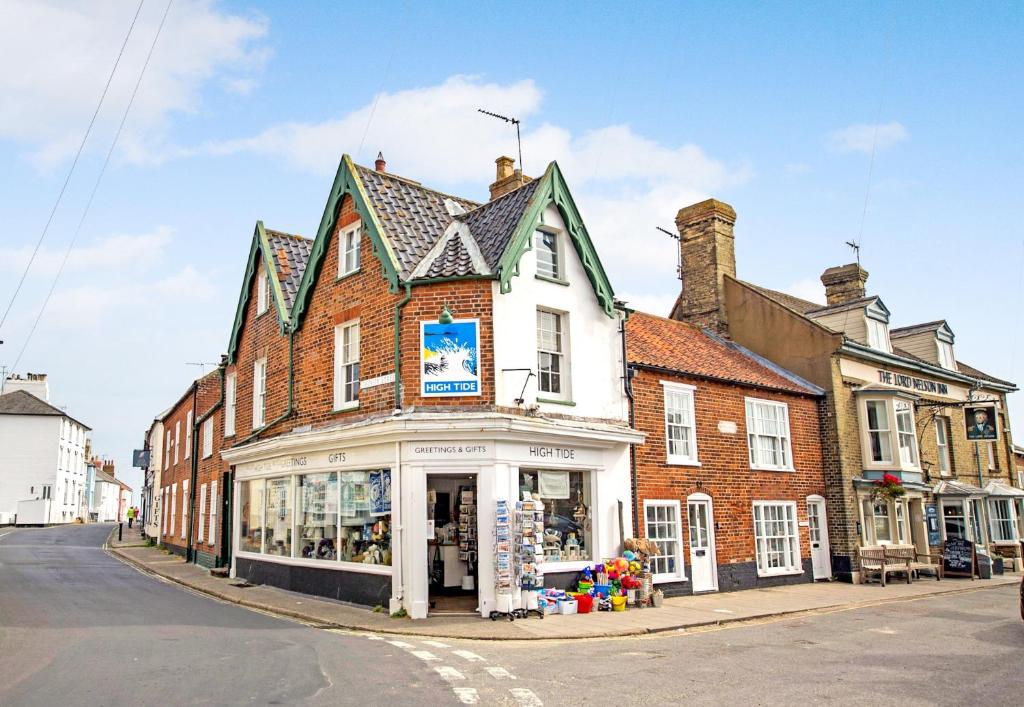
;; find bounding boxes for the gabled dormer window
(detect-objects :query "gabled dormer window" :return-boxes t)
[866,317,890,353]
[937,340,956,370]
[535,228,560,280]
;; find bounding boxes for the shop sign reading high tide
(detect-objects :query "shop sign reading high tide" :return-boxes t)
[420,319,482,396]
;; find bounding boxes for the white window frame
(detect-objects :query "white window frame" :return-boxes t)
[174,421,180,464]
[209,480,218,546]
[339,222,362,277]
[198,484,207,543]
[165,431,171,468]
[745,397,794,471]
[224,372,237,437]
[202,417,214,459]
[988,498,1018,543]
[752,501,802,576]
[534,227,561,280]
[872,500,893,544]
[333,320,360,411]
[660,381,699,466]
[536,308,571,401]
[894,400,919,468]
[937,340,956,370]
[170,484,176,537]
[161,487,168,535]
[256,266,269,315]
[180,480,189,539]
[643,499,686,582]
[253,358,267,428]
[859,396,919,471]
[935,417,951,476]
[185,410,192,460]
[866,316,891,353]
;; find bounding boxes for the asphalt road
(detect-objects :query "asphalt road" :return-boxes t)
[2,524,1022,706]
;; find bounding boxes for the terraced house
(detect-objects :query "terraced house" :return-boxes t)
[220,154,642,619]
[669,197,1024,581]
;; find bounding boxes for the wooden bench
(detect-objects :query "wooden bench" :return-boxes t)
[858,545,909,586]
[886,544,942,581]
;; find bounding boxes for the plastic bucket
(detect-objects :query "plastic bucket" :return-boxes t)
[610,595,627,612]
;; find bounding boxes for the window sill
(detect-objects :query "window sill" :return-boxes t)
[535,273,569,287]
[255,309,269,319]
[756,567,804,578]
[224,433,235,440]
[750,465,795,473]
[666,458,701,467]
[202,454,213,460]
[537,397,576,407]
[652,574,687,584]
[332,400,360,415]
[336,267,361,283]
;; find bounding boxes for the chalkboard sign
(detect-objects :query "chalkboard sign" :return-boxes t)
[942,537,977,579]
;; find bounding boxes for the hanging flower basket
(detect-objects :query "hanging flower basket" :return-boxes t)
[871,473,907,502]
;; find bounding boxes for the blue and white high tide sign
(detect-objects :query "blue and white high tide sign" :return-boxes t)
[420,319,481,396]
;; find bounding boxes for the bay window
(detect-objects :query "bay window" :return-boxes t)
[859,394,919,470]
[520,469,591,563]
[988,498,1017,542]
[752,502,801,575]
[745,398,793,470]
[662,382,698,465]
[865,401,892,463]
[872,502,892,543]
[644,500,684,581]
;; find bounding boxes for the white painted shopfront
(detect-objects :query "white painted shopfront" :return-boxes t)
[224,413,641,619]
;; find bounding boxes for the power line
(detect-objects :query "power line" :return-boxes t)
[0,0,146,333]
[11,0,173,374]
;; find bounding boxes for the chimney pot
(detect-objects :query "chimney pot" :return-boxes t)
[820,263,869,305]
[489,156,531,201]
[495,155,515,181]
[375,152,386,172]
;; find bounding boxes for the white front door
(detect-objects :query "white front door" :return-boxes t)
[687,497,718,593]
[807,496,832,580]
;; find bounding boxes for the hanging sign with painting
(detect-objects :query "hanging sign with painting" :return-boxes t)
[964,405,998,441]
[420,319,481,397]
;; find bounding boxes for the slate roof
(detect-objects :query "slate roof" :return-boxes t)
[0,389,91,429]
[738,282,821,315]
[355,164,478,278]
[626,312,821,395]
[265,228,311,310]
[890,320,947,337]
[954,360,1014,387]
[457,179,540,269]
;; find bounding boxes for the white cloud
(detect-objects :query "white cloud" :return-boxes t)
[0,0,269,168]
[198,75,750,307]
[828,121,907,154]
[0,226,172,275]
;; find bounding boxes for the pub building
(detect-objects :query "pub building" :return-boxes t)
[218,154,642,618]
[667,197,1023,580]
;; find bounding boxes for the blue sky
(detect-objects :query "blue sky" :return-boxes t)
[1,1,1022,498]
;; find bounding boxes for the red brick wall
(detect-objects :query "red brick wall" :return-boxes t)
[632,368,826,566]
[158,387,194,552]
[191,372,226,557]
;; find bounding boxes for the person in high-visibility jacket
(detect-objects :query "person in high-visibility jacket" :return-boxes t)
[127,505,135,528]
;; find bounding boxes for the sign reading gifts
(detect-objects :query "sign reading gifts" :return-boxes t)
[420,319,481,397]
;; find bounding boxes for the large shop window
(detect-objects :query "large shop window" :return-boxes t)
[662,382,698,465]
[752,502,801,576]
[989,499,1017,542]
[643,500,684,581]
[519,470,591,563]
[238,471,392,567]
[745,398,793,471]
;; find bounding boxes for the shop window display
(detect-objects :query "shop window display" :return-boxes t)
[339,470,391,565]
[264,477,293,557]
[297,472,339,560]
[239,479,264,553]
[519,469,591,563]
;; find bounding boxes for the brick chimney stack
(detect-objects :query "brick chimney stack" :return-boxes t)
[375,152,386,172]
[671,198,737,335]
[820,263,868,305]
[488,155,531,201]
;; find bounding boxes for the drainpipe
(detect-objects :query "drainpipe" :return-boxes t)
[187,365,226,565]
[975,441,984,488]
[620,314,638,538]
[393,283,412,410]
[238,329,295,446]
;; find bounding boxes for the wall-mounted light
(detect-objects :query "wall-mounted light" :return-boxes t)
[438,305,454,325]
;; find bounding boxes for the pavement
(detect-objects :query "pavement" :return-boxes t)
[107,526,1023,640]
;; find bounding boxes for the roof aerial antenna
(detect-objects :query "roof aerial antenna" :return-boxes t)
[186,361,219,375]
[477,108,522,173]
[845,239,861,267]
[656,226,682,281]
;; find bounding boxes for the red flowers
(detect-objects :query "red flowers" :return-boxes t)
[872,473,906,500]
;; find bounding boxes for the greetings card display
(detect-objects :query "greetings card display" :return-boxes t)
[492,500,514,618]
[515,499,545,591]
[458,487,477,566]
